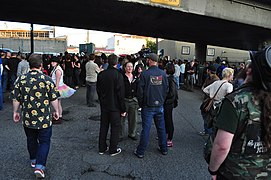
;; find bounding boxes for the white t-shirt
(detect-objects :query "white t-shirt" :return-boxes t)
[51,65,64,86]
[174,64,181,77]
[180,64,185,74]
[203,80,233,102]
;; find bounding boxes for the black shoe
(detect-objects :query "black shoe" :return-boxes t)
[118,137,123,142]
[134,149,144,158]
[99,147,109,155]
[110,148,122,157]
[60,117,69,121]
[128,135,138,140]
[88,104,96,107]
[157,147,168,155]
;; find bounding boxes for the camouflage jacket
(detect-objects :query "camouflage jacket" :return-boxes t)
[219,84,271,179]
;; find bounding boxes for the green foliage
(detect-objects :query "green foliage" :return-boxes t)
[146,39,157,53]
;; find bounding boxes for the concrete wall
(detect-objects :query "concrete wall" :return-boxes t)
[158,39,250,63]
[0,37,67,53]
[131,0,271,29]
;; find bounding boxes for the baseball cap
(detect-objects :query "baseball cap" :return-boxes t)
[207,65,217,74]
[146,53,158,62]
[50,56,60,63]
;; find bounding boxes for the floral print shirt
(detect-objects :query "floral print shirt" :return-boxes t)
[11,70,60,129]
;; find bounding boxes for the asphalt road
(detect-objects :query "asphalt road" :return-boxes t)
[0,87,211,180]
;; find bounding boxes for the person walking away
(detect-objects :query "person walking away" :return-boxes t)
[50,57,76,123]
[164,63,178,147]
[203,68,234,107]
[7,52,19,90]
[134,53,169,158]
[119,62,139,141]
[97,54,126,156]
[17,53,30,77]
[201,68,234,136]
[216,61,227,79]
[198,65,220,136]
[207,46,271,179]
[11,54,60,178]
[85,54,100,107]
[2,51,10,93]
[63,54,74,87]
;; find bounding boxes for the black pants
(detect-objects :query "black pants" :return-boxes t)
[99,110,121,154]
[164,104,174,140]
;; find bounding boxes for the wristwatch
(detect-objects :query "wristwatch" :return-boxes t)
[208,167,218,175]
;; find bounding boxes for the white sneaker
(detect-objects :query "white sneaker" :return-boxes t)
[110,148,121,157]
[34,169,45,178]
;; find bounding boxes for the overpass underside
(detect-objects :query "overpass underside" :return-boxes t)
[1,0,271,50]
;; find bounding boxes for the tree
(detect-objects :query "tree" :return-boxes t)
[146,39,157,53]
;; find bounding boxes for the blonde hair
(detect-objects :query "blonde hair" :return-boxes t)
[222,67,234,78]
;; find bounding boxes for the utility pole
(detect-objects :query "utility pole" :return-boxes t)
[156,37,158,54]
[86,30,90,43]
[30,23,34,54]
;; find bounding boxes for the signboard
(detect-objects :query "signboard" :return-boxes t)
[150,0,180,7]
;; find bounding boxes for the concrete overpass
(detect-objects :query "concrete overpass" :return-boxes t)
[1,0,271,60]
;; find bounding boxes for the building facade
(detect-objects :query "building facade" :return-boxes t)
[107,34,154,55]
[158,39,250,63]
[0,29,67,53]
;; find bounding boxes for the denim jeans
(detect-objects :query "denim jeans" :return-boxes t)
[201,111,213,135]
[0,79,3,110]
[74,69,81,86]
[174,75,180,89]
[2,72,8,93]
[86,81,96,105]
[179,73,184,88]
[136,106,167,155]
[9,74,17,90]
[24,126,52,170]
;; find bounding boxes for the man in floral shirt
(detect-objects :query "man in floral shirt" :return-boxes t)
[11,53,60,179]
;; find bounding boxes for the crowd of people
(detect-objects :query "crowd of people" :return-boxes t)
[1,45,271,179]
[199,46,271,179]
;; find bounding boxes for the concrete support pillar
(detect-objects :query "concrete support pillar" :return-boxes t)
[195,42,207,63]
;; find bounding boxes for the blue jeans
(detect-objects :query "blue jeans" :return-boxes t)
[24,126,52,170]
[86,81,96,105]
[201,111,213,135]
[174,75,180,89]
[2,72,8,93]
[0,79,3,110]
[179,73,184,88]
[136,107,167,155]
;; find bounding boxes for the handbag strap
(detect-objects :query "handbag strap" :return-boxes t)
[211,81,226,100]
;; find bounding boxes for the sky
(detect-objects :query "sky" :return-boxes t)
[0,21,115,47]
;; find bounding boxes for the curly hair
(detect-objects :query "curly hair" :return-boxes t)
[254,90,271,151]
